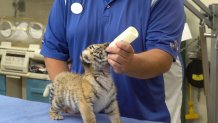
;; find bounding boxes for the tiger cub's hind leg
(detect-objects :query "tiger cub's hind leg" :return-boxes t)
[104,100,121,123]
[49,98,64,120]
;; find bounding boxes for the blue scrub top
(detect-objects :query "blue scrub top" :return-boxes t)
[41,0,184,122]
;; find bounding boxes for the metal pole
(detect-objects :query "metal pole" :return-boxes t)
[184,0,212,28]
[193,0,212,16]
[199,22,210,95]
[199,22,210,123]
[208,4,218,123]
[184,1,218,122]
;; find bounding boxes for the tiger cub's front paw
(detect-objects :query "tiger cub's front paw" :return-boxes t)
[111,119,121,123]
[50,112,64,120]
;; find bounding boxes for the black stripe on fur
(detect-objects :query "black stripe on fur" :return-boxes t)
[94,76,108,91]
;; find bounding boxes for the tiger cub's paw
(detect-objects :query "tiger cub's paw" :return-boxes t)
[50,113,64,120]
[112,119,121,123]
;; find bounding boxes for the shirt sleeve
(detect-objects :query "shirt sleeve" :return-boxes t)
[40,0,69,61]
[145,0,184,59]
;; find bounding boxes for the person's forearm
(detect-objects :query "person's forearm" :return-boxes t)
[125,49,173,79]
[44,57,69,81]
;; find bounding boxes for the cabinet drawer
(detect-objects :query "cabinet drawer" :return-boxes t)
[0,75,6,91]
[0,91,6,95]
[26,79,50,103]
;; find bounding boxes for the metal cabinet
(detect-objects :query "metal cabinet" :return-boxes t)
[0,75,6,95]
[26,78,50,103]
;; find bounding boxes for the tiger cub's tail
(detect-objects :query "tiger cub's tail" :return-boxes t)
[43,83,52,97]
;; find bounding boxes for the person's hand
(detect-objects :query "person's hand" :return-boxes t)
[106,41,134,74]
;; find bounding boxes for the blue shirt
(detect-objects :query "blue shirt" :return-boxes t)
[40,0,184,122]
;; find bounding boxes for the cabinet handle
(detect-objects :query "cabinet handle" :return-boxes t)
[6,75,21,79]
[30,88,44,95]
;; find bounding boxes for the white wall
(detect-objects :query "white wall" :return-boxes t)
[0,0,53,23]
[185,0,217,123]
[0,0,14,17]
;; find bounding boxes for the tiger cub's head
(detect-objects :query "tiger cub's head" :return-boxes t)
[80,42,110,71]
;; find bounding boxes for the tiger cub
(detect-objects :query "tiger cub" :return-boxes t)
[43,43,121,123]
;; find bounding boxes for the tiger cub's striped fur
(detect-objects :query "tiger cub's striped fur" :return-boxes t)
[43,43,121,123]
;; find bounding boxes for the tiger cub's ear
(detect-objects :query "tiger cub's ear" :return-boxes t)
[80,50,92,64]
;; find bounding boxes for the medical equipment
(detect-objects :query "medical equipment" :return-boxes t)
[0,41,47,74]
[185,84,200,120]
[1,49,29,73]
[185,1,218,123]
[0,42,49,100]
[0,16,48,100]
[186,59,204,88]
[0,17,44,41]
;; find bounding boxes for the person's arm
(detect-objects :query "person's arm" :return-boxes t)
[40,0,69,81]
[106,42,173,79]
[44,57,69,81]
[131,49,173,78]
[107,0,184,79]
